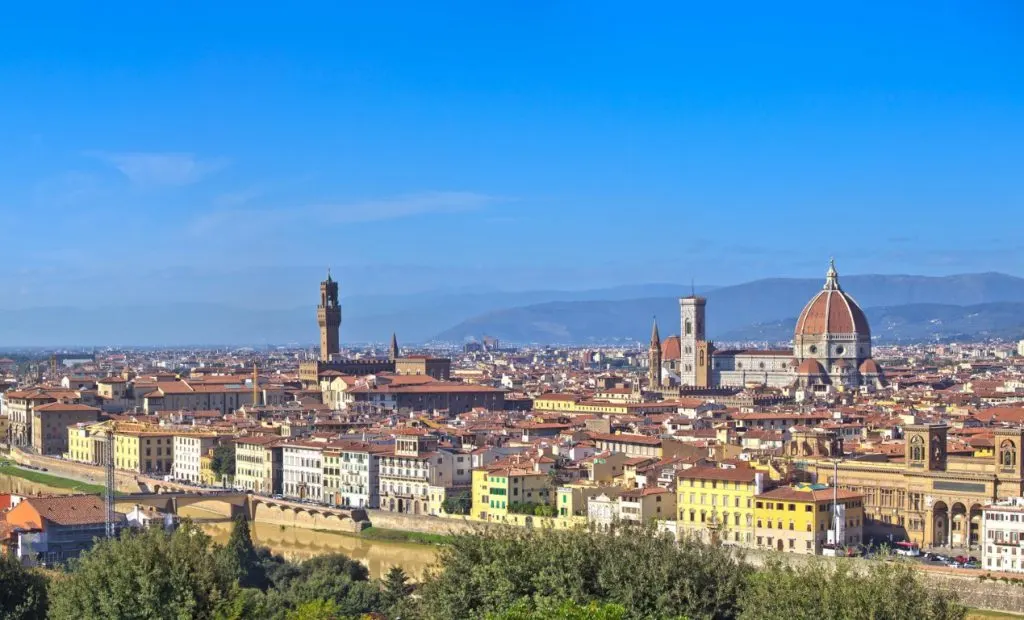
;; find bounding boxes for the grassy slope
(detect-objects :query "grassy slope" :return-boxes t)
[0,461,105,495]
[358,526,452,545]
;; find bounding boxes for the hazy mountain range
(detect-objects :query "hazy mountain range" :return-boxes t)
[436,273,1024,345]
[2,274,1024,347]
[0,283,701,348]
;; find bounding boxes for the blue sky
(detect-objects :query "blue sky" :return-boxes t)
[1,1,1022,308]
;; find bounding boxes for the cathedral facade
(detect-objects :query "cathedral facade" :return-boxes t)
[678,260,883,391]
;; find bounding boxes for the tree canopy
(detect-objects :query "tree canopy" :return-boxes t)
[47,523,234,620]
[408,526,967,620]
[415,525,748,620]
[738,558,965,620]
[441,489,471,515]
[19,516,972,620]
[209,443,236,482]
[218,516,269,590]
[0,553,48,620]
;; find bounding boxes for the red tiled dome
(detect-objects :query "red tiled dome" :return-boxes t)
[794,261,870,338]
[661,336,681,360]
[859,358,881,374]
[797,358,827,375]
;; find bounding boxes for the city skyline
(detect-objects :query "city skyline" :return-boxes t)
[1,2,1023,307]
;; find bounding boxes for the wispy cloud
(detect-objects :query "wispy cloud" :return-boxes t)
[89,151,228,187]
[189,190,507,235]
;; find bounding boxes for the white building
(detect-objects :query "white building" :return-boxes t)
[983,497,1024,572]
[378,432,469,515]
[587,492,618,531]
[281,441,325,503]
[172,433,223,484]
[323,440,387,509]
[125,504,179,530]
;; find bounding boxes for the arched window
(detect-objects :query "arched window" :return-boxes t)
[685,320,692,335]
[910,435,924,462]
[1002,440,1017,468]
[699,350,705,365]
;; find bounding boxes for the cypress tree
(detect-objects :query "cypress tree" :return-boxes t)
[222,515,268,590]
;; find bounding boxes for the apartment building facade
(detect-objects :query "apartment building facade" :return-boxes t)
[322,440,386,509]
[281,441,325,503]
[233,436,283,495]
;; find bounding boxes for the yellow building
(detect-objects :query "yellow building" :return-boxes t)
[472,465,554,522]
[532,394,581,412]
[200,449,218,486]
[66,421,115,466]
[532,393,677,417]
[753,485,864,555]
[66,423,101,465]
[234,435,283,495]
[676,466,764,546]
[114,430,175,475]
[795,424,1024,549]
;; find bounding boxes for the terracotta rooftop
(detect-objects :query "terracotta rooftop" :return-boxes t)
[21,495,122,527]
[678,466,759,483]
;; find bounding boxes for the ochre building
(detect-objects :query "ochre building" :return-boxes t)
[796,423,1024,549]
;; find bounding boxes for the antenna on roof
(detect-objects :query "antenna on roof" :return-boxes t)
[691,278,695,297]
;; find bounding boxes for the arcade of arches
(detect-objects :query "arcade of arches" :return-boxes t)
[797,424,1024,549]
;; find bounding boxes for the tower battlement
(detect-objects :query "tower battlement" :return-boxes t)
[318,270,342,360]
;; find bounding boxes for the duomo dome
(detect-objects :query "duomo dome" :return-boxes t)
[793,260,879,387]
[674,258,883,392]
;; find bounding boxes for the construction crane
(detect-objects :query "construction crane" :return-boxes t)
[103,428,116,538]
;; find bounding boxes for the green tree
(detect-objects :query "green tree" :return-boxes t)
[415,524,749,620]
[272,554,382,618]
[381,566,412,610]
[738,558,966,620]
[533,504,554,517]
[442,489,471,515]
[213,587,272,620]
[485,598,632,620]
[0,553,48,620]
[210,442,236,483]
[284,599,339,620]
[219,516,269,590]
[48,522,234,620]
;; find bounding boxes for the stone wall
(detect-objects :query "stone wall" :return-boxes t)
[365,510,484,536]
[9,448,143,493]
[923,571,1024,615]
